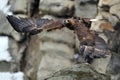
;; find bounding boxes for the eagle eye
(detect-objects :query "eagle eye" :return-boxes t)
[64,20,70,24]
[64,19,74,30]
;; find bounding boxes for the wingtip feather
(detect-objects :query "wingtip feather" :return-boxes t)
[6,15,23,32]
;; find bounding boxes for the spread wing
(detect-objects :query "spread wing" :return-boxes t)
[6,15,65,35]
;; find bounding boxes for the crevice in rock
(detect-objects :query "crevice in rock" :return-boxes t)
[20,47,27,71]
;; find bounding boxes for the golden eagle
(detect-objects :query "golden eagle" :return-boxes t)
[6,15,111,63]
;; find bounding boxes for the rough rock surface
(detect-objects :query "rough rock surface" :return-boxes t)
[98,0,120,6]
[91,54,111,74]
[42,64,110,80]
[22,35,42,80]
[107,52,120,80]
[39,0,75,17]
[0,61,16,72]
[37,27,75,80]
[110,4,120,19]
[9,0,28,13]
[74,0,98,18]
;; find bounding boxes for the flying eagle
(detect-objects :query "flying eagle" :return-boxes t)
[6,15,111,63]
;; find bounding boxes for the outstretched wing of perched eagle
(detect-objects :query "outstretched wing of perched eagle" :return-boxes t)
[7,15,65,35]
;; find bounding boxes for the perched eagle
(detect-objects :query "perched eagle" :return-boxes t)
[7,15,111,63]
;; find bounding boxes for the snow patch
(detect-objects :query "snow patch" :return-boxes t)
[0,36,12,62]
[0,0,12,15]
[0,72,24,80]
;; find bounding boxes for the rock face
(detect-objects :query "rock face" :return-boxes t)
[107,52,120,80]
[0,0,120,80]
[9,0,28,14]
[0,62,15,72]
[74,0,98,18]
[98,0,120,6]
[23,35,42,80]
[43,64,110,80]
[91,54,111,74]
[37,28,75,80]
[39,0,75,17]
[110,4,120,19]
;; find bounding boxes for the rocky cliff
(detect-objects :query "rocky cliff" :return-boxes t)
[0,0,120,80]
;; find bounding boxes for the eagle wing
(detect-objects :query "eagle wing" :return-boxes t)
[6,15,65,35]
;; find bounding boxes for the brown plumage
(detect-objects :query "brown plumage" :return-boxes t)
[7,15,110,63]
[6,15,65,35]
[64,18,110,63]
